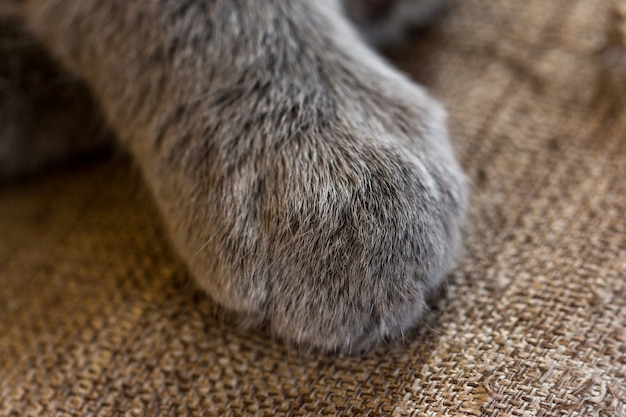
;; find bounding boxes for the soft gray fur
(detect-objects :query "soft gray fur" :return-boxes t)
[1,0,467,353]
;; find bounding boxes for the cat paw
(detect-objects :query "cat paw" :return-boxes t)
[183,35,467,354]
[18,0,467,354]
[148,1,468,354]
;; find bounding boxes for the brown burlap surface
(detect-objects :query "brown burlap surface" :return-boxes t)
[2,0,625,415]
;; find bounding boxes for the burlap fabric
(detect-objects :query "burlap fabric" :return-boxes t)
[2,0,625,415]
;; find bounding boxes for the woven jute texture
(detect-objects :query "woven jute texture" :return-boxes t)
[2,0,626,416]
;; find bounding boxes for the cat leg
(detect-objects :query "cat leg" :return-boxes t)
[0,0,446,182]
[19,0,467,353]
